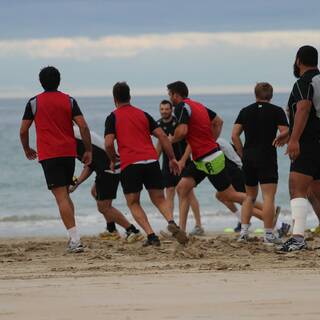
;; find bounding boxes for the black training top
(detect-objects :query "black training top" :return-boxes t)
[287,69,320,144]
[76,139,120,176]
[235,102,288,163]
[157,116,187,170]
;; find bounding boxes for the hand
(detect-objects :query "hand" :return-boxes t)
[177,159,186,172]
[82,151,92,166]
[169,159,181,176]
[273,132,289,147]
[24,148,37,160]
[286,139,300,161]
[69,184,78,193]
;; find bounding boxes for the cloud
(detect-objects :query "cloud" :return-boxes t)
[0,30,319,60]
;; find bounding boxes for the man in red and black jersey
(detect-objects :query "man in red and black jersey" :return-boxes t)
[167,81,253,232]
[20,66,92,253]
[104,82,188,247]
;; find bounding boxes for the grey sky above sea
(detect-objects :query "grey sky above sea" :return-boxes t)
[0,0,320,98]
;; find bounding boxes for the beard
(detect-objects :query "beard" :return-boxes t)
[162,114,171,120]
[293,62,300,78]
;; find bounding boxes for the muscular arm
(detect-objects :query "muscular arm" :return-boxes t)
[231,124,244,158]
[73,115,92,152]
[211,115,223,139]
[155,141,162,158]
[153,128,176,160]
[289,100,312,143]
[105,133,117,162]
[171,124,188,143]
[19,119,37,160]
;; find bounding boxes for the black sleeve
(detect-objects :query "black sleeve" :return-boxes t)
[174,104,189,124]
[22,101,34,120]
[104,113,116,136]
[235,109,244,125]
[71,98,83,118]
[276,108,289,126]
[144,112,159,133]
[293,79,314,102]
[206,107,216,121]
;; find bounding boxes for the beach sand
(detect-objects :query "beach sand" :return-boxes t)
[1,233,320,319]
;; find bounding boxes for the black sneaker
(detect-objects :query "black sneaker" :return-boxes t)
[277,222,291,238]
[142,236,161,247]
[234,222,241,233]
[278,237,307,252]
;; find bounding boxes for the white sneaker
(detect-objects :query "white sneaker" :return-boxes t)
[126,231,144,243]
[237,233,249,242]
[189,225,205,236]
[263,234,283,245]
[67,240,84,253]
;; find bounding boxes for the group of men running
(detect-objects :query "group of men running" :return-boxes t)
[19,45,320,253]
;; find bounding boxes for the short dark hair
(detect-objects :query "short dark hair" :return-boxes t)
[167,81,189,98]
[296,45,318,67]
[113,82,131,103]
[160,99,173,108]
[39,66,61,91]
[254,82,273,100]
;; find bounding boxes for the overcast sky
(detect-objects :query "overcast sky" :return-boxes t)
[0,0,319,98]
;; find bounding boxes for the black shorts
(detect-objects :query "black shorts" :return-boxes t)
[121,162,164,194]
[95,172,120,201]
[181,161,231,192]
[290,143,320,180]
[40,157,75,190]
[162,169,181,188]
[225,160,245,192]
[242,160,278,186]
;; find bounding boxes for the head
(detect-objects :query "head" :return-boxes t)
[254,82,273,102]
[159,99,173,120]
[39,66,61,91]
[294,45,318,78]
[112,82,131,107]
[167,81,189,105]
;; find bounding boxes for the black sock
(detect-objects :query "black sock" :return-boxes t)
[147,233,157,240]
[107,222,116,233]
[126,224,139,234]
[168,220,175,225]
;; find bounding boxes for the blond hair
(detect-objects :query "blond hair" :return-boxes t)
[254,82,273,101]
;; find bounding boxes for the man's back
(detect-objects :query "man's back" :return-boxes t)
[105,104,158,170]
[236,102,288,151]
[23,91,81,161]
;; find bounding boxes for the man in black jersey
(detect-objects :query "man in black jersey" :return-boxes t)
[232,82,289,244]
[275,46,320,252]
[70,127,143,243]
[156,100,203,235]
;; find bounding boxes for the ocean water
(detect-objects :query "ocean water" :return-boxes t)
[0,94,318,237]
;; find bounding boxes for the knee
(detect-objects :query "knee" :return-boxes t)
[97,201,111,214]
[126,198,140,208]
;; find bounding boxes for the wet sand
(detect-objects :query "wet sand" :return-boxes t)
[1,233,320,319]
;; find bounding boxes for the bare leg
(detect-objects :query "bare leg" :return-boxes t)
[176,177,196,232]
[189,190,201,227]
[51,186,76,229]
[165,187,176,216]
[96,200,131,230]
[125,192,154,235]
[148,189,173,222]
[260,183,277,229]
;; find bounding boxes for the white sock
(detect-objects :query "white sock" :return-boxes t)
[233,209,241,222]
[240,224,249,235]
[264,228,273,238]
[291,198,308,237]
[275,218,283,230]
[68,226,80,242]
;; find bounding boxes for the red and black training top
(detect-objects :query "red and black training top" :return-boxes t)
[174,98,218,160]
[22,91,82,161]
[104,104,159,171]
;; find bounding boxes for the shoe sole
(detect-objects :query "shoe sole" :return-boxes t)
[167,224,188,245]
[127,234,144,243]
[67,247,84,253]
